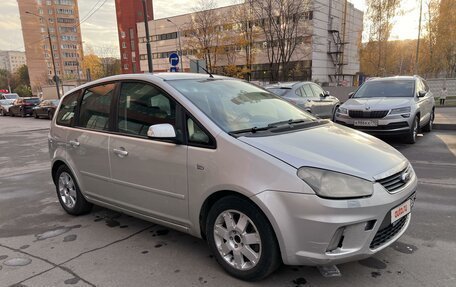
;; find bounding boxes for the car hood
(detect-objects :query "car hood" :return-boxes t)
[239,123,407,181]
[342,97,413,110]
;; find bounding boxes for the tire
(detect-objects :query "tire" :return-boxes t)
[422,109,434,132]
[33,111,38,119]
[10,110,15,117]
[206,196,281,281]
[404,116,419,144]
[48,110,54,120]
[332,105,339,121]
[54,165,92,215]
[0,109,4,116]
[20,109,25,117]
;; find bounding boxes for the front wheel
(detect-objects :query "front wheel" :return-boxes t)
[33,111,38,119]
[54,165,92,215]
[206,196,281,281]
[404,116,419,144]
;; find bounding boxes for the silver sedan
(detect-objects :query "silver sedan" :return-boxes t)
[266,82,340,119]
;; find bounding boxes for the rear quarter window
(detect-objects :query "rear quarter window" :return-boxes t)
[56,91,80,127]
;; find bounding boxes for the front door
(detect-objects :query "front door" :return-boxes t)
[108,81,189,226]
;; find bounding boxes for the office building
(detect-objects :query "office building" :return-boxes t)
[136,0,363,85]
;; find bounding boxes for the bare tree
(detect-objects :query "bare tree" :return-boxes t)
[247,0,312,82]
[186,0,222,71]
[365,0,402,76]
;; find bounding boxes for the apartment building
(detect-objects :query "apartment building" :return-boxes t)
[114,0,153,74]
[0,51,27,73]
[135,0,363,85]
[17,0,84,94]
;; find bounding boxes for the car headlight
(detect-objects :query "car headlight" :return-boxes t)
[390,107,411,114]
[337,107,348,115]
[297,167,373,199]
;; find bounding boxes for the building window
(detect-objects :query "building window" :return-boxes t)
[120,31,126,38]
[46,0,51,5]
[129,28,134,39]
[123,53,127,60]
[122,42,127,49]
[123,64,128,70]
[48,8,53,14]
[38,8,43,14]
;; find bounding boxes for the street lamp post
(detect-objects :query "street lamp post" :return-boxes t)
[142,0,153,73]
[26,11,61,99]
[166,18,184,72]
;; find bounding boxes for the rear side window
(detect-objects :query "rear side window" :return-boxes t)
[302,84,313,97]
[310,84,324,97]
[77,83,115,131]
[117,82,176,137]
[56,91,80,127]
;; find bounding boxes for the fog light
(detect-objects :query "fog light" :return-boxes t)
[326,227,345,252]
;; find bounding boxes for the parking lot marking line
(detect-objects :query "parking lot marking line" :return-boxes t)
[0,243,95,287]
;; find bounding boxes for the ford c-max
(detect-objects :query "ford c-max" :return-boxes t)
[49,73,417,281]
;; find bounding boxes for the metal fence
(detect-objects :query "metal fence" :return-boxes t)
[426,78,456,98]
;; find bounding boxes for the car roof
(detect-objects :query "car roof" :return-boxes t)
[64,73,233,97]
[368,76,420,82]
[265,82,312,89]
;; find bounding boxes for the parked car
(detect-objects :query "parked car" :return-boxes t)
[0,93,19,100]
[50,73,417,281]
[32,99,60,119]
[265,82,340,119]
[9,97,41,117]
[0,99,15,116]
[334,76,435,144]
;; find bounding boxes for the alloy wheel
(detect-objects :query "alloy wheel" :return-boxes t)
[58,172,77,209]
[213,210,262,271]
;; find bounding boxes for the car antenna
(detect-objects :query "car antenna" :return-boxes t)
[186,57,214,78]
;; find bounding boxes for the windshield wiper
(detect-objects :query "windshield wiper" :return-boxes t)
[228,126,273,135]
[267,118,307,127]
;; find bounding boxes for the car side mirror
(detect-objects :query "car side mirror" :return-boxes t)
[418,91,427,97]
[322,91,330,97]
[147,124,176,139]
[348,92,355,99]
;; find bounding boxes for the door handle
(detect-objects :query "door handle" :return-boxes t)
[69,140,80,147]
[113,148,128,157]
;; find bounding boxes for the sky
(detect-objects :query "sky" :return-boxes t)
[0,0,421,58]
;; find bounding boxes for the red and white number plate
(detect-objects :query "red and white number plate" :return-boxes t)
[391,200,411,224]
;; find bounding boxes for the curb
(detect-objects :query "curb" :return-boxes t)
[434,123,456,131]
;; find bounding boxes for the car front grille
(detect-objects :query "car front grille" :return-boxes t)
[336,121,409,130]
[370,215,408,249]
[377,166,412,193]
[349,110,389,118]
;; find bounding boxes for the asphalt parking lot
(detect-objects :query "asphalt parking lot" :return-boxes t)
[0,116,455,287]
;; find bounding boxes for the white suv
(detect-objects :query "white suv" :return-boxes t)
[334,76,435,143]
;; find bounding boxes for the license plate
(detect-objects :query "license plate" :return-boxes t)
[391,200,411,224]
[354,120,378,127]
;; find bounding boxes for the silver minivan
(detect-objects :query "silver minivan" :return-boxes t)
[49,73,417,281]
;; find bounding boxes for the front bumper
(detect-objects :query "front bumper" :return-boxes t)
[252,171,417,266]
[334,114,412,135]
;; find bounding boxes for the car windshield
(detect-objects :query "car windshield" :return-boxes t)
[354,80,415,98]
[25,98,40,104]
[3,94,19,99]
[0,99,14,105]
[266,87,289,96]
[168,79,316,133]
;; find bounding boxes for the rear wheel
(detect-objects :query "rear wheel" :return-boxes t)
[422,109,434,132]
[206,196,281,281]
[404,116,419,144]
[33,111,38,119]
[48,110,54,120]
[0,109,4,116]
[54,165,92,215]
